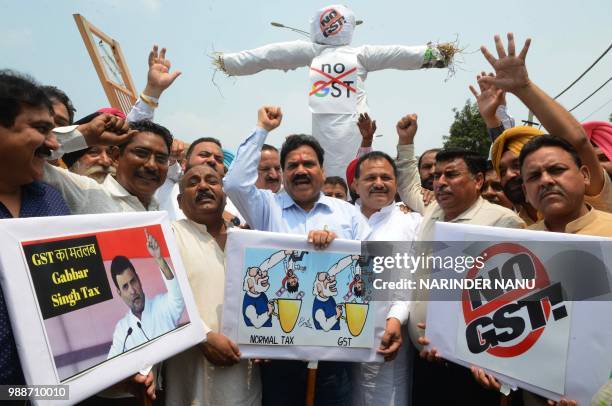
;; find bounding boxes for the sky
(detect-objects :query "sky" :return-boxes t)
[3,0,611,157]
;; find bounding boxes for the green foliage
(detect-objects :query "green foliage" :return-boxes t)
[443,100,491,157]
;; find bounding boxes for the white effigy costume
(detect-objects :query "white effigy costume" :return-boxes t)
[215,4,454,178]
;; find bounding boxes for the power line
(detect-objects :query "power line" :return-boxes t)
[581,97,612,121]
[553,42,612,100]
[568,76,612,112]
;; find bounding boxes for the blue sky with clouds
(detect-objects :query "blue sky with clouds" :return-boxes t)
[3,0,611,156]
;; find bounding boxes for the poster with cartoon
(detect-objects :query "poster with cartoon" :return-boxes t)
[425,222,612,405]
[0,212,205,406]
[223,228,386,362]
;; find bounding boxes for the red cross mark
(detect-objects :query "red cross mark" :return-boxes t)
[309,66,357,96]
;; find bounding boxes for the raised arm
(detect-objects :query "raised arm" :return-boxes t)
[396,114,426,213]
[127,45,181,123]
[357,43,454,73]
[223,106,283,230]
[479,33,604,195]
[356,113,375,157]
[215,40,315,76]
[44,114,135,213]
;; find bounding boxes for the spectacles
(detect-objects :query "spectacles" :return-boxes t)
[129,147,169,165]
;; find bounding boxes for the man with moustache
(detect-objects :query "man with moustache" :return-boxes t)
[156,136,227,220]
[43,119,173,214]
[257,144,282,192]
[61,109,126,184]
[0,70,156,399]
[395,112,524,405]
[163,164,263,405]
[521,135,612,235]
[351,151,421,406]
[471,34,611,221]
[224,105,369,406]
[0,70,72,386]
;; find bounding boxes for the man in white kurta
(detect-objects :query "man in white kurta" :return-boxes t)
[351,151,422,406]
[164,164,261,406]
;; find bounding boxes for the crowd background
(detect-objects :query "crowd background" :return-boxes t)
[2,2,612,406]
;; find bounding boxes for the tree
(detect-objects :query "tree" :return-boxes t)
[442,99,491,157]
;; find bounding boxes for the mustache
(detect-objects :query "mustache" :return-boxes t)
[436,186,451,195]
[84,164,113,177]
[196,189,215,202]
[292,174,311,184]
[35,145,52,158]
[265,176,280,183]
[368,185,389,194]
[538,185,565,200]
[136,167,160,181]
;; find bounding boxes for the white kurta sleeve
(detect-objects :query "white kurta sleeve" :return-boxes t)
[357,44,430,72]
[219,40,316,76]
[126,98,156,123]
[42,164,112,214]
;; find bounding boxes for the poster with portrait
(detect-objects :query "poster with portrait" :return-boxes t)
[0,211,206,405]
[425,222,612,405]
[222,228,386,362]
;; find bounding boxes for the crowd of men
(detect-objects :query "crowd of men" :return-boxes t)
[1,32,611,406]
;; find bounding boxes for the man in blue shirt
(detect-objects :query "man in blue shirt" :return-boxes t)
[0,70,72,385]
[0,70,155,400]
[225,106,369,405]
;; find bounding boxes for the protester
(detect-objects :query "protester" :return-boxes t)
[0,70,71,386]
[0,70,155,400]
[163,164,261,405]
[491,125,544,224]
[323,176,348,200]
[482,160,514,209]
[475,34,611,218]
[520,135,612,235]
[417,148,439,191]
[61,110,123,183]
[41,85,76,128]
[224,105,370,405]
[352,150,422,405]
[257,144,282,193]
[395,112,524,405]
[43,119,171,213]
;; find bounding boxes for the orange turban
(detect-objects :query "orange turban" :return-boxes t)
[491,126,544,175]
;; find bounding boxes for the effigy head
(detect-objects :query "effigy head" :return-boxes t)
[310,5,355,46]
